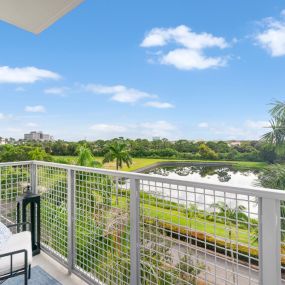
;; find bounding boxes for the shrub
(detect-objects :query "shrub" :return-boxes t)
[198,144,218,160]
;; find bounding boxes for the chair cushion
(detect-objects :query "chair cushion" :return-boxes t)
[0,222,12,250]
[0,231,32,275]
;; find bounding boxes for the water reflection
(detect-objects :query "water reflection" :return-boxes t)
[145,165,259,187]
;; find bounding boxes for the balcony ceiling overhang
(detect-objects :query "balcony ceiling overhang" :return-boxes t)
[0,0,84,34]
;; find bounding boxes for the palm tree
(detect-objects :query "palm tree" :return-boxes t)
[262,100,285,147]
[77,145,96,167]
[260,101,285,240]
[103,140,132,205]
[210,201,247,224]
[103,140,132,170]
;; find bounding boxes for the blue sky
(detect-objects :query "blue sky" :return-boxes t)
[0,0,285,141]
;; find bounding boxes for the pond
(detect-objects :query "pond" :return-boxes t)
[143,164,261,213]
[144,164,260,188]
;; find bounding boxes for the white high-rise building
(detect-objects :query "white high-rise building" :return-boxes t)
[24,131,54,142]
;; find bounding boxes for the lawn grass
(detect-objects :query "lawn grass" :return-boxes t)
[113,194,255,246]
[52,155,267,171]
[143,204,254,245]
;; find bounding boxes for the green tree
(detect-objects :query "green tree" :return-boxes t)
[28,147,51,161]
[154,148,178,158]
[0,145,37,162]
[103,140,132,170]
[77,145,99,167]
[258,164,285,189]
[174,140,198,153]
[258,143,277,163]
[198,143,218,160]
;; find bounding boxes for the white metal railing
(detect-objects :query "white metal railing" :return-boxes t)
[0,161,285,284]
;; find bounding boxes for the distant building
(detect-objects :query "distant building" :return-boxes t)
[0,137,7,145]
[24,131,54,142]
[228,141,242,147]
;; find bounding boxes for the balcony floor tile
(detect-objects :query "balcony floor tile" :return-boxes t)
[33,252,87,285]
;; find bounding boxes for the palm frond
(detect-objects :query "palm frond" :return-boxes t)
[261,118,285,145]
[77,145,95,167]
[270,100,285,120]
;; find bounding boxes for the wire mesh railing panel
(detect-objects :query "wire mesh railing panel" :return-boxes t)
[139,179,259,285]
[37,164,68,262]
[0,163,30,225]
[74,172,131,285]
[3,161,284,284]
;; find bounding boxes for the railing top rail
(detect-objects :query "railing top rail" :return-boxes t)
[0,161,32,167]
[1,160,285,200]
[31,160,285,200]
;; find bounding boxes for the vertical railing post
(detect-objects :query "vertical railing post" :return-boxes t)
[259,197,281,285]
[30,162,37,194]
[130,177,141,285]
[67,169,75,273]
[0,166,2,220]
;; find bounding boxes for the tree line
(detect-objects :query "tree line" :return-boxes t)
[0,137,279,164]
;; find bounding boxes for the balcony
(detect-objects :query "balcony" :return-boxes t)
[0,161,285,285]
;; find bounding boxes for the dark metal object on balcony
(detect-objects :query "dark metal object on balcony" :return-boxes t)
[16,188,41,256]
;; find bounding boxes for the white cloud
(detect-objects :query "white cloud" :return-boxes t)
[90,124,127,133]
[84,84,156,103]
[256,10,285,56]
[141,25,228,49]
[144,101,174,109]
[89,120,177,139]
[198,122,209,128]
[85,84,125,94]
[0,66,60,84]
[141,25,229,70]
[44,87,69,95]
[162,49,226,70]
[25,105,46,113]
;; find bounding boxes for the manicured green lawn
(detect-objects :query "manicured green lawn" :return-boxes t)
[52,155,267,171]
[52,155,78,164]
[114,195,255,246]
[144,204,254,244]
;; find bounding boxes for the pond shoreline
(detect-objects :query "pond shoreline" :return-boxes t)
[133,161,233,173]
